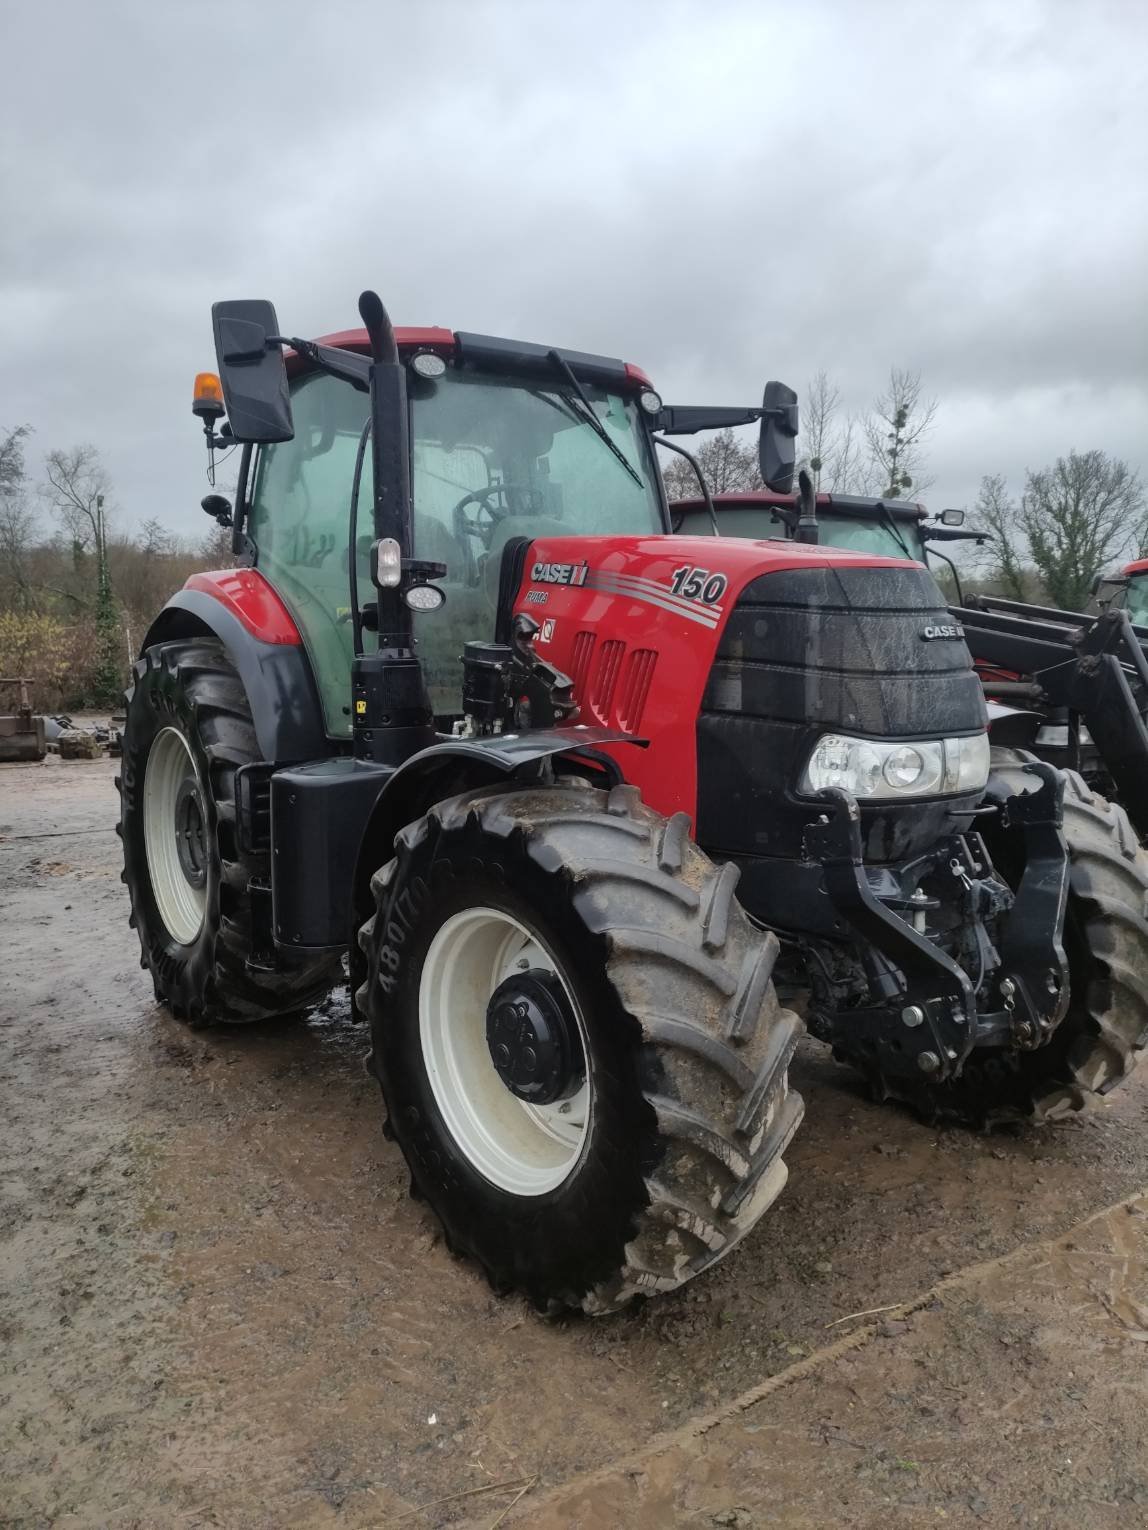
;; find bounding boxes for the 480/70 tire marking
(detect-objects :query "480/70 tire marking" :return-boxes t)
[375,878,427,996]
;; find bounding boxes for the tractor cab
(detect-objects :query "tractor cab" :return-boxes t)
[1108,558,1148,629]
[247,332,667,730]
[196,313,796,738]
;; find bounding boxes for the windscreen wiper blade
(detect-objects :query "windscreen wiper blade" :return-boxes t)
[877,502,917,562]
[546,349,643,489]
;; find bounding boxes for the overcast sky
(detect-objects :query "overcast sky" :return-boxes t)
[2,0,1145,539]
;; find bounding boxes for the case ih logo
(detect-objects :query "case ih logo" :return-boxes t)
[531,561,589,586]
[920,623,965,641]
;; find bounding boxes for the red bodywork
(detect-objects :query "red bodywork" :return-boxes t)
[184,569,301,646]
[1125,559,1148,577]
[511,535,909,825]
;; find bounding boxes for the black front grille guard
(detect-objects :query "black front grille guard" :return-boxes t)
[802,765,1070,1082]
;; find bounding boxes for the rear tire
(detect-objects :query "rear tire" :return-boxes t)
[358,781,804,1314]
[855,749,1148,1126]
[118,638,342,1025]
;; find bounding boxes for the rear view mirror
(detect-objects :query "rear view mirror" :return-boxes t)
[759,381,798,495]
[211,299,294,443]
[940,508,965,526]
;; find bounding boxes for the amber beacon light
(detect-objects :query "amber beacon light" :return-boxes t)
[192,371,224,420]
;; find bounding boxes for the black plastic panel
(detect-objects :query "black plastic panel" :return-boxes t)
[271,757,393,949]
[696,564,987,866]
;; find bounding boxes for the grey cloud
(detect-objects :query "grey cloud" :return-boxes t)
[1,0,1145,536]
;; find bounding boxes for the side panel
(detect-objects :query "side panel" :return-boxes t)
[142,584,328,764]
[509,534,911,825]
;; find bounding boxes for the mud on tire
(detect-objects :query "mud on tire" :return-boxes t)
[357,781,804,1314]
[118,639,342,1025]
[861,749,1148,1127]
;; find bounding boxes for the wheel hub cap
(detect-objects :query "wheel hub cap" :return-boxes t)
[174,775,207,890]
[485,969,584,1104]
[418,906,591,1196]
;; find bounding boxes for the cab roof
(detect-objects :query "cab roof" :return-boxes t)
[294,328,652,388]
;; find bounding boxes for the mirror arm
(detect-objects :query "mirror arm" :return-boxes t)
[656,405,763,435]
[264,335,371,393]
[653,435,720,536]
[922,526,989,544]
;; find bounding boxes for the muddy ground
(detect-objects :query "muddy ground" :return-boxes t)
[2,756,1147,1529]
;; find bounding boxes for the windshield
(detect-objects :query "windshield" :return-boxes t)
[410,368,662,556]
[250,365,664,734]
[1124,574,1148,627]
[672,501,925,562]
[812,514,925,562]
[410,369,663,715]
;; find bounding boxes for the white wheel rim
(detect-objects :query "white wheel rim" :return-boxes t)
[419,906,591,1196]
[143,726,207,946]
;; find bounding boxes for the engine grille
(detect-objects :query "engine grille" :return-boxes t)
[696,563,987,864]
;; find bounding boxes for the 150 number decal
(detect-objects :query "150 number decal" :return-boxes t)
[670,565,728,604]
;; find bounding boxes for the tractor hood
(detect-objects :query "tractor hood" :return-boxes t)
[511,534,987,865]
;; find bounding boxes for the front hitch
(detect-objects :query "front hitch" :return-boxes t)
[804,771,1071,1081]
[804,790,977,1081]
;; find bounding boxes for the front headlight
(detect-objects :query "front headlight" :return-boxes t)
[800,731,990,801]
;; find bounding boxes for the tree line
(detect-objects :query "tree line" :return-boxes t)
[657,368,1145,610]
[0,425,229,708]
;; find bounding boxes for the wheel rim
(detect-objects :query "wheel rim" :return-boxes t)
[418,906,591,1196]
[143,727,208,946]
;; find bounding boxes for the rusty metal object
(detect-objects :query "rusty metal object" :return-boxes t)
[0,677,47,763]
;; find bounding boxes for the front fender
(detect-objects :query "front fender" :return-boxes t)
[349,727,642,949]
[985,700,1043,750]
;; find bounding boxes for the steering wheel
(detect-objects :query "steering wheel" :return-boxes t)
[451,483,528,546]
[452,484,533,585]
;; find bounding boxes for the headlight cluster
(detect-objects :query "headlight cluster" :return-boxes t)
[800,731,990,801]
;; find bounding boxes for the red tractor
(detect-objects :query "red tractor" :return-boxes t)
[119,293,1148,1314]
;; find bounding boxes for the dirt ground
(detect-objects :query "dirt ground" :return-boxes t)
[2,756,1147,1529]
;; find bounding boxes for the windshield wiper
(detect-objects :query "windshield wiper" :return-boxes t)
[545,349,643,489]
[877,502,917,562]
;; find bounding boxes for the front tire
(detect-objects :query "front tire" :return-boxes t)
[118,639,342,1025]
[358,781,804,1314]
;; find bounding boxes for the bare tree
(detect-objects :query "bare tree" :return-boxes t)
[802,372,839,493]
[659,428,759,501]
[825,414,871,495]
[0,423,31,496]
[0,425,38,611]
[199,522,235,566]
[1021,450,1144,610]
[798,374,878,495]
[974,473,1027,600]
[863,369,938,499]
[139,516,176,559]
[42,443,113,550]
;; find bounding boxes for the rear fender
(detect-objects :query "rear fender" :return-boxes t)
[141,584,327,763]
